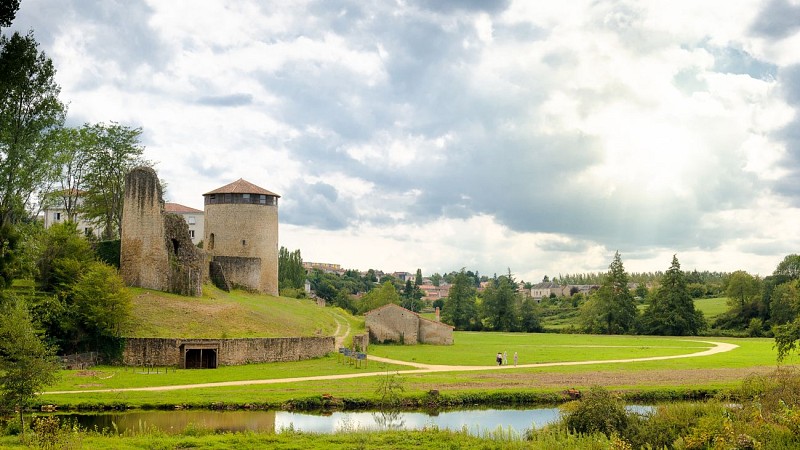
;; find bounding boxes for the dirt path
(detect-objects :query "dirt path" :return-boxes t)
[44,340,738,395]
[328,310,351,349]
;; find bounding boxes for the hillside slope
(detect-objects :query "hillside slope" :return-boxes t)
[123,285,363,339]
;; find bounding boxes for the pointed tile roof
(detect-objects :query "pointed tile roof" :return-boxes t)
[203,178,280,197]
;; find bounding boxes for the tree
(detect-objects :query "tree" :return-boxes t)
[714,270,763,330]
[430,272,442,287]
[481,271,519,331]
[774,254,800,280]
[0,296,59,434]
[580,252,637,334]
[0,31,66,226]
[639,255,705,336]
[400,279,423,312]
[71,261,132,342]
[519,297,542,332]
[414,268,423,286]
[769,280,799,326]
[358,281,399,314]
[0,0,21,28]
[278,247,305,291]
[0,222,19,287]
[81,122,148,239]
[442,269,478,329]
[45,126,94,222]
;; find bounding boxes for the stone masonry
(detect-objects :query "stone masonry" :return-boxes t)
[123,336,335,367]
[120,167,204,296]
[365,303,454,345]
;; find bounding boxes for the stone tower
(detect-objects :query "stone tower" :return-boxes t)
[203,179,280,296]
[120,167,203,296]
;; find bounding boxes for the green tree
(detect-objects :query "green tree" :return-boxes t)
[358,281,399,314]
[580,252,637,334]
[774,254,800,280]
[770,280,799,326]
[81,122,148,239]
[45,126,94,222]
[278,247,305,291]
[639,255,705,336]
[481,271,519,331]
[0,31,66,225]
[442,269,478,329]
[0,0,21,28]
[414,268,422,286]
[0,296,59,435]
[0,222,19,287]
[519,297,542,332]
[430,272,442,287]
[400,279,423,312]
[71,261,132,341]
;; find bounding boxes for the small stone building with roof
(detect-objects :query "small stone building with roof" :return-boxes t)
[365,303,454,345]
[203,179,280,296]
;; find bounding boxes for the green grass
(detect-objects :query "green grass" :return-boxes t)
[694,296,729,321]
[369,332,719,366]
[125,285,363,338]
[38,332,797,408]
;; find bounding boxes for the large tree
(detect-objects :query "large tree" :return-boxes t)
[580,252,637,334]
[442,268,478,330]
[481,271,519,332]
[774,254,800,281]
[278,247,305,291]
[0,31,66,225]
[81,122,148,239]
[0,0,21,28]
[639,255,705,336]
[45,126,93,222]
[0,295,59,435]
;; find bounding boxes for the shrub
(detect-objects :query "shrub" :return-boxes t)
[561,386,629,437]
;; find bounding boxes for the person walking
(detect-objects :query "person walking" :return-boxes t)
[513,352,518,367]
[502,351,508,366]
[496,352,502,366]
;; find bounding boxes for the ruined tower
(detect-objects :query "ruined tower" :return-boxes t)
[120,167,203,296]
[203,179,280,296]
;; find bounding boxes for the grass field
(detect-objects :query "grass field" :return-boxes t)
[38,331,797,408]
[124,286,363,338]
[694,297,729,322]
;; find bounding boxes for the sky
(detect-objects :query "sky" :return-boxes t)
[9,0,800,281]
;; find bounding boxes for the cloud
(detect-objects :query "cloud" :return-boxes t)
[196,94,253,107]
[750,0,800,39]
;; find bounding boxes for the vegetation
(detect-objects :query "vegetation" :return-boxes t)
[639,255,705,336]
[580,252,637,334]
[278,246,305,295]
[0,296,59,435]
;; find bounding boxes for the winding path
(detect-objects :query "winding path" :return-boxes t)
[43,340,737,395]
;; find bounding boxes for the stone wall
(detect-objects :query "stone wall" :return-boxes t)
[212,256,262,292]
[418,317,454,345]
[123,336,335,367]
[120,167,169,291]
[204,203,278,295]
[365,304,419,344]
[120,167,203,296]
[365,304,453,345]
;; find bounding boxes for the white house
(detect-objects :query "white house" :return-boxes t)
[164,202,204,245]
[42,191,103,238]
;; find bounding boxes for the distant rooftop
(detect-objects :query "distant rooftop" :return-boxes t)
[204,179,280,197]
[165,202,203,214]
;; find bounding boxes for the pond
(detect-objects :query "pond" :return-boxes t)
[54,406,654,436]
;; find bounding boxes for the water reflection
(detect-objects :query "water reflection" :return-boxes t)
[57,405,653,436]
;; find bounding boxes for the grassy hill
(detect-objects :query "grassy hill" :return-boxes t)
[123,285,363,339]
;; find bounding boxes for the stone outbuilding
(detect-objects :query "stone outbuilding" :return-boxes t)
[365,303,454,345]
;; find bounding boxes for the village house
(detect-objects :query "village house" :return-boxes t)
[164,202,204,245]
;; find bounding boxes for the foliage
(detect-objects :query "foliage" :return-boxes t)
[36,221,94,293]
[278,247,305,291]
[400,279,423,312]
[519,298,543,332]
[0,31,66,225]
[0,222,19,287]
[774,254,800,280]
[80,122,148,239]
[561,386,629,437]
[94,239,120,268]
[358,281,400,314]
[639,255,705,336]
[0,295,59,435]
[0,0,20,28]
[70,262,132,339]
[442,268,478,330]
[481,272,520,331]
[580,252,637,334]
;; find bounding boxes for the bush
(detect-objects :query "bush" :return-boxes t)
[561,386,629,437]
